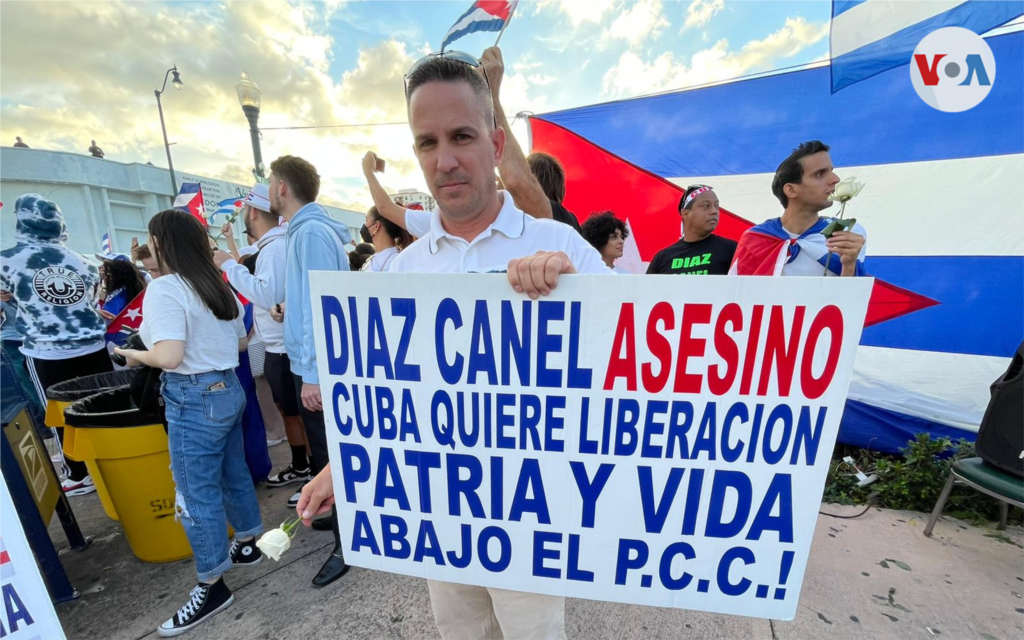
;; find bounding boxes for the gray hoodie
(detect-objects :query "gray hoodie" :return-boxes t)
[0,194,106,358]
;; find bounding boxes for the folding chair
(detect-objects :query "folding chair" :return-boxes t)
[924,457,1024,536]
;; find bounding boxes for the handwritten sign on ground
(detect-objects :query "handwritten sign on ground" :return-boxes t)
[1,476,68,640]
[311,273,871,620]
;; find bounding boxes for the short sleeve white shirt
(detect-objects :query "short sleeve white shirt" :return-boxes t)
[390,192,611,276]
[404,208,433,239]
[139,274,246,374]
[361,246,401,272]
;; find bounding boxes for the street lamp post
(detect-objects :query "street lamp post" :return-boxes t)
[235,72,264,179]
[155,65,183,195]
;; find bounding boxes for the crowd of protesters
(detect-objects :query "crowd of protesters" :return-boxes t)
[0,44,865,638]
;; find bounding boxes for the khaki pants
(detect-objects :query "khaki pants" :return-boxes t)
[427,580,567,640]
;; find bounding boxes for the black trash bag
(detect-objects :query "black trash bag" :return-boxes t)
[64,386,165,429]
[114,332,165,426]
[46,369,138,402]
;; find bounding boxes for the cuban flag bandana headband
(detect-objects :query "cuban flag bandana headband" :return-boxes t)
[683,186,713,208]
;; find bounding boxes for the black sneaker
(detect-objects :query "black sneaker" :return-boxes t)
[157,580,233,637]
[266,464,311,487]
[230,538,262,568]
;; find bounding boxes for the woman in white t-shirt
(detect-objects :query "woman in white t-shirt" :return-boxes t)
[115,210,263,637]
[360,206,413,272]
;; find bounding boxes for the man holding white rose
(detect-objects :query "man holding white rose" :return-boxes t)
[731,140,868,277]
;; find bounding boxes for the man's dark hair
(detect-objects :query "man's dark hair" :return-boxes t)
[270,155,320,205]
[581,211,628,253]
[771,140,830,207]
[527,153,566,203]
[405,57,494,126]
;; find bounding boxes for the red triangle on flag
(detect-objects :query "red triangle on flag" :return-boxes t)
[529,116,938,328]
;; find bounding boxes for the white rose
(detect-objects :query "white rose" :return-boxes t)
[831,177,865,202]
[256,528,292,561]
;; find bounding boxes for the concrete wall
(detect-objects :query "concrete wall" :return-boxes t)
[0,147,362,256]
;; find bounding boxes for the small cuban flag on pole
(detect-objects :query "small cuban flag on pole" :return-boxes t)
[100,232,113,255]
[829,0,1024,93]
[442,1,519,52]
[173,182,208,227]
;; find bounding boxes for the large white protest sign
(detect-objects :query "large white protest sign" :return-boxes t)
[1,476,68,639]
[311,273,871,620]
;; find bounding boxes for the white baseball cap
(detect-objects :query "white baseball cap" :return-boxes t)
[241,183,271,213]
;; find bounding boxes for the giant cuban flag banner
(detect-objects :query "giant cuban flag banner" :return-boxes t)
[830,0,1024,92]
[529,30,1024,453]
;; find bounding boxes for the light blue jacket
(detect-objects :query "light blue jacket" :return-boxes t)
[284,203,351,384]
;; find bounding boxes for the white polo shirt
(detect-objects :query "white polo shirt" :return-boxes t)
[390,191,610,275]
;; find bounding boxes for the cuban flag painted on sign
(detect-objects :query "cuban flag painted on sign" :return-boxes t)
[529,30,1023,453]
[208,197,243,228]
[442,1,517,51]
[173,182,207,226]
[830,0,1024,92]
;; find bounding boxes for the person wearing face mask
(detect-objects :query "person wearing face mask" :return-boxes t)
[581,211,630,273]
[646,185,737,275]
[359,206,413,272]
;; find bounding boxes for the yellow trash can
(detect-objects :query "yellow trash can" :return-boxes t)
[46,370,137,522]
[63,387,193,564]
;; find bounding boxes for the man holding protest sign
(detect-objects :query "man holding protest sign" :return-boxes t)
[731,141,867,277]
[299,51,608,639]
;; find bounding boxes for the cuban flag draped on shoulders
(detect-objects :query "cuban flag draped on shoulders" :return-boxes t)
[729,218,867,277]
[442,1,518,51]
[830,0,1024,92]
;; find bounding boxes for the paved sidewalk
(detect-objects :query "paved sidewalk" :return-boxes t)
[52,445,1023,640]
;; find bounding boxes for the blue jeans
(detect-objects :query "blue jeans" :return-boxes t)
[162,370,263,582]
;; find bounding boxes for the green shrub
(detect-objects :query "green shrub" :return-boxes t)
[823,433,1020,524]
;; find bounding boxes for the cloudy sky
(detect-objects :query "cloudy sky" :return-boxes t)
[0,0,833,211]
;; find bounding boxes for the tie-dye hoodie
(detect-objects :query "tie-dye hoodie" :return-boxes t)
[0,194,106,359]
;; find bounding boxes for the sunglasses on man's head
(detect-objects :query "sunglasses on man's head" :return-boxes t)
[406,50,481,77]
[403,49,495,127]
[404,50,490,98]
